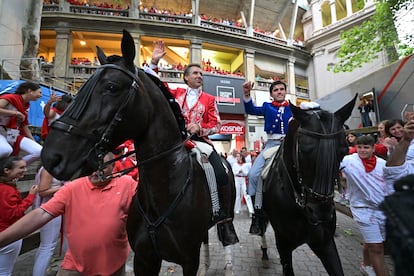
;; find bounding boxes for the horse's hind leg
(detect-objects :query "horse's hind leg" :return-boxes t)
[261,234,270,269]
[308,239,344,276]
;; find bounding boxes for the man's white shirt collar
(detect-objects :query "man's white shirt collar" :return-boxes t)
[187,88,200,109]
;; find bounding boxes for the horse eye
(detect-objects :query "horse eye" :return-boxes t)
[105,83,117,92]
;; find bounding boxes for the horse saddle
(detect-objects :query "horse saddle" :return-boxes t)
[261,145,280,179]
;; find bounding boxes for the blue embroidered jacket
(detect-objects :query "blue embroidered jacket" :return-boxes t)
[244,99,292,135]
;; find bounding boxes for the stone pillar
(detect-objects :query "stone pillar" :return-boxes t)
[190,39,202,64]
[346,0,353,16]
[54,28,71,79]
[286,56,297,104]
[329,0,337,24]
[244,49,255,82]
[244,49,255,147]
[311,0,323,32]
[130,32,141,66]
[129,0,139,18]
[192,0,200,25]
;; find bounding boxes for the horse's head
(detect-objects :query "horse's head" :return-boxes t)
[41,30,163,180]
[285,95,357,200]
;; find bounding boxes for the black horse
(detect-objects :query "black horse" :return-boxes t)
[41,30,237,275]
[262,97,356,276]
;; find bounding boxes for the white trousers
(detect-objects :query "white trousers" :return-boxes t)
[234,176,254,214]
[33,216,63,276]
[0,134,42,165]
[0,239,22,276]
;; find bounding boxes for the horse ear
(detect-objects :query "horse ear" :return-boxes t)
[334,94,358,124]
[96,46,107,65]
[121,29,136,71]
[289,101,310,123]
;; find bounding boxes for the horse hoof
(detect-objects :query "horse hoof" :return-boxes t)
[197,265,207,276]
[224,262,233,276]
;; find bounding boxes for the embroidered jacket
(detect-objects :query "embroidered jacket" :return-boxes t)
[169,87,221,137]
[244,99,292,135]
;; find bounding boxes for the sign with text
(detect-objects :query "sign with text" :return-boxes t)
[202,74,246,114]
[219,120,245,134]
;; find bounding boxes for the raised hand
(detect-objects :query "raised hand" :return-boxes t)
[151,40,166,65]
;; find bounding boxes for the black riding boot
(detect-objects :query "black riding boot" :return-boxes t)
[216,184,239,245]
[249,196,267,236]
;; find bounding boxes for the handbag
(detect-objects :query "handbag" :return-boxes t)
[6,128,20,144]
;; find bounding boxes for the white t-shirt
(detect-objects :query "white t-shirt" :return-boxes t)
[340,153,394,208]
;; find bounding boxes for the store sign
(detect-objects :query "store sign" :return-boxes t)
[219,120,245,134]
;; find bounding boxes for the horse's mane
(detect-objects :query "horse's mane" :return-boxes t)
[143,70,188,140]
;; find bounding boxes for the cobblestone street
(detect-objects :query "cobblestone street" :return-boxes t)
[13,207,394,275]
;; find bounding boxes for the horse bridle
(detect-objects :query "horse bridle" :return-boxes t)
[286,112,345,208]
[51,63,140,179]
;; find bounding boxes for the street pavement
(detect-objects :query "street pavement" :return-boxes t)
[13,206,394,275]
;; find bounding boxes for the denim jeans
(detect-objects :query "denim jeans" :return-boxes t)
[0,239,22,276]
[247,139,282,196]
[33,216,63,276]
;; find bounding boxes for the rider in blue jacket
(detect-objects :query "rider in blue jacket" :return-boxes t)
[242,80,292,235]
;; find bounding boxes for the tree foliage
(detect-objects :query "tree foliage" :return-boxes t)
[328,0,413,73]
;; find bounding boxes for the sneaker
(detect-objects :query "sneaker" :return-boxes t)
[360,265,376,276]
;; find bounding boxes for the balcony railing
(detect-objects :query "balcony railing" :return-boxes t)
[69,5,129,17]
[200,20,246,35]
[139,12,191,24]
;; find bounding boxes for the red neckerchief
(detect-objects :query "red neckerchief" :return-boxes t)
[361,155,377,173]
[272,100,289,108]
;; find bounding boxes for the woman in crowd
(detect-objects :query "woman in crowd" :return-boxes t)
[232,153,253,216]
[41,93,73,140]
[377,120,388,144]
[383,119,405,155]
[32,166,66,276]
[0,156,38,275]
[0,81,42,165]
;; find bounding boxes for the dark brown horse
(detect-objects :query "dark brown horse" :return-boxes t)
[41,30,236,276]
[262,98,356,275]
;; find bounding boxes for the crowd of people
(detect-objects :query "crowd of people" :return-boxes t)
[43,1,300,47]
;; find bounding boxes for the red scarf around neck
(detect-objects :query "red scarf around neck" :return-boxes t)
[272,100,289,108]
[361,155,377,173]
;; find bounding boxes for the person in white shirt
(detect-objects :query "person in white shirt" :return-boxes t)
[341,135,393,276]
[231,153,253,216]
[383,113,414,182]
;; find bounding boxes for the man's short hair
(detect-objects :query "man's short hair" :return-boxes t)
[183,64,202,84]
[269,81,287,93]
[355,135,375,146]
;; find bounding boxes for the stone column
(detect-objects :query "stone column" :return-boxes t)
[286,56,297,104]
[130,32,141,66]
[190,39,202,64]
[192,0,200,25]
[129,0,139,18]
[329,0,337,24]
[244,48,255,147]
[54,28,71,80]
[311,0,323,32]
[244,49,255,82]
[346,0,353,16]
